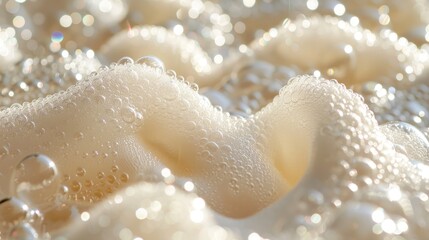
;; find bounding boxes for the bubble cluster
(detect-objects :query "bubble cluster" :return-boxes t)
[204,16,428,119]
[0,48,101,109]
[203,60,302,116]
[0,153,84,238]
[208,75,429,239]
[358,81,429,131]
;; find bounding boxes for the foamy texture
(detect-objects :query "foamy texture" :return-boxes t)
[216,78,429,239]
[56,182,237,240]
[100,26,213,83]
[0,61,428,238]
[0,62,286,218]
[100,16,429,93]
[253,15,428,88]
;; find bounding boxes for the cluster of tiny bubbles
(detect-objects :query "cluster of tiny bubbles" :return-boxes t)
[202,60,304,117]
[13,0,128,50]
[250,76,429,239]
[380,121,429,164]
[0,48,101,109]
[4,154,84,239]
[130,55,199,94]
[61,163,133,204]
[126,0,238,64]
[357,81,429,130]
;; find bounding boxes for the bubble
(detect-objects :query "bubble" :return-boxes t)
[136,56,165,72]
[106,175,117,184]
[121,106,136,123]
[166,69,177,79]
[71,181,82,193]
[353,157,377,177]
[0,198,29,232]
[76,167,86,177]
[111,165,119,173]
[116,57,134,65]
[119,173,129,183]
[8,222,38,240]
[380,121,429,162]
[190,83,199,92]
[161,82,180,101]
[10,154,61,211]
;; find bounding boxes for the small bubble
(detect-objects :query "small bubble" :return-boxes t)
[116,57,134,65]
[71,181,82,192]
[76,167,86,177]
[136,56,165,72]
[111,165,119,173]
[121,106,136,123]
[190,83,199,92]
[97,172,105,179]
[166,69,177,79]
[106,175,116,184]
[119,173,129,183]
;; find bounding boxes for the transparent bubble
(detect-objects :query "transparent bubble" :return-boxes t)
[0,197,29,234]
[10,154,61,211]
[8,222,38,240]
[136,56,165,72]
[117,56,134,65]
[166,69,177,79]
[121,106,137,123]
[380,121,429,162]
[161,82,180,101]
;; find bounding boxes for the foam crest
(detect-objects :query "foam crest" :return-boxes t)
[253,16,427,88]
[101,26,213,83]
